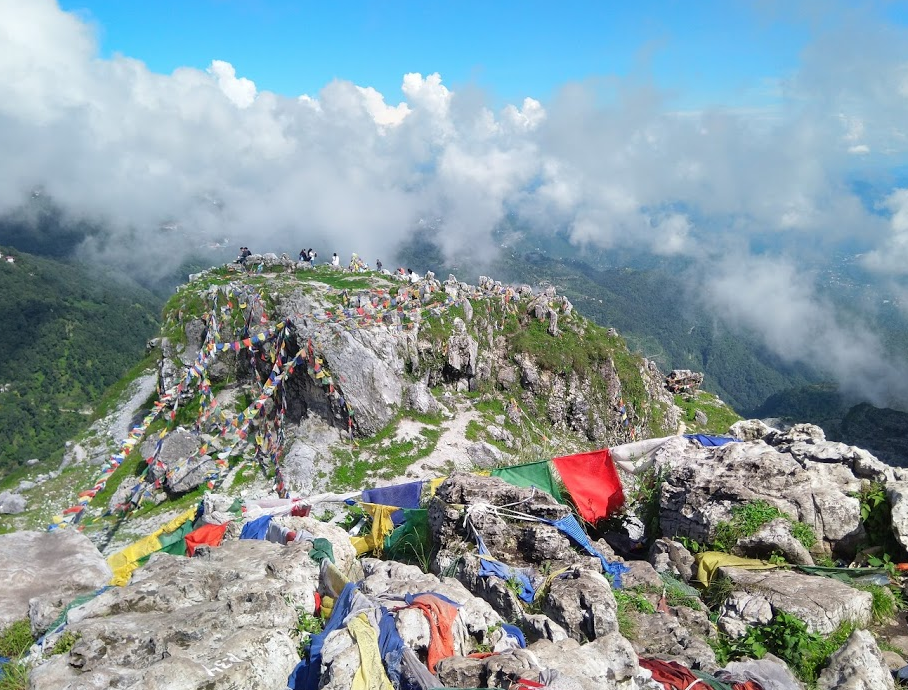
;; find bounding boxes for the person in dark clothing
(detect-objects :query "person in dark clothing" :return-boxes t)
[376,259,383,272]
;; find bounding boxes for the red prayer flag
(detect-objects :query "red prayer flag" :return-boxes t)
[552,449,624,522]
[184,522,229,556]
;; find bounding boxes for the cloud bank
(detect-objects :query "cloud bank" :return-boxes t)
[3,0,908,406]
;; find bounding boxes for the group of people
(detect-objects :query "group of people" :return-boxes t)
[298,248,317,267]
[235,246,252,266]
[237,246,421,282]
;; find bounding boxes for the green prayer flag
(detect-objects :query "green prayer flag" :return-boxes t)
[309,538,335,564]
[491,460,563,502]
[158,520,195,557]
[384,509,432,562]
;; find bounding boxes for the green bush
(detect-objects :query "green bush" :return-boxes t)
[713,612,854,685]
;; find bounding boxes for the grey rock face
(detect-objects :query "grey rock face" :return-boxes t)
[729,418,777,441]
[817,628,895,690]
[717,591,773,639]
[167,455,217,494]
[0,490,26,514]
[404,381,442,415]
[30,540,315,690]
[719,567,872,635]
[541,569,619,642]
[733,517,814,566]
[657,440,863,556]
[0,530,111,630]
[436,649,541,689]
[466,440,504,468]
[648,539,696,582]
[887,481,908,552]
[630,605,717,672]
[446,331,478,377]
[529,635,655,690]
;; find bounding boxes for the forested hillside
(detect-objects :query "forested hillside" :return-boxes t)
[0,248,161,477]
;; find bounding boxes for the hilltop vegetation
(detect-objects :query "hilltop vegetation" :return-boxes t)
[0,248,161,478]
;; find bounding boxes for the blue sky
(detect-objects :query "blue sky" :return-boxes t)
[57,0,859,109]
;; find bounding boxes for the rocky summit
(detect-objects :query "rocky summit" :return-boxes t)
[1,256,907,690]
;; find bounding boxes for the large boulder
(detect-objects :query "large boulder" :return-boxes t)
[436,649,541,689]
[0,490,26,514]
[529,635,656,690]
[732,517,814,566]
[0,530,111,630]
[656,439,864,556]
[629,606,717,672]
[717,567,872,635]
[29,540,316,690]
[541,569,619,642]
[817,628,895,690]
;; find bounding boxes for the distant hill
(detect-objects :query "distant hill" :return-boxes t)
[0,248,162,478]
[395,235,819,415]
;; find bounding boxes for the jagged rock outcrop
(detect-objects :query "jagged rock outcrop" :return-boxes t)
[629,605,717,672]
[665,369,704,394]
[30,540,314,690]
[654,435,865,556]
[0,490,26,514]
[817,629,895,690]
[732,517,814,566]
[717,567,872,635]
[0,530,112,630]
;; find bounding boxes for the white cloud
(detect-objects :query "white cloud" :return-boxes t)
[208,59,257,108]
[355,86,410,127]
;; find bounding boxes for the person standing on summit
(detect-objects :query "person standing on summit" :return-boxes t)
[331,253,340,267]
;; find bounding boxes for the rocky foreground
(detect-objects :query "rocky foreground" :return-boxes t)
[2,420,908,689]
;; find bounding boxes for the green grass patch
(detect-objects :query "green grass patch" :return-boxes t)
[465,420,483,442]
[50,631,79,656]
[0,659,29,690]
[853,583,898,624]
[674,391,742,435]
[712,500,816,553]
[92,350,160,422]
[0,620,32,658]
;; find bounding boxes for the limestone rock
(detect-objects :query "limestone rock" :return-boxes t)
[649,539,696,582]
[887,482,908,552]
[529,634,655,690]
[436,649,541,689]
[29,540,315,690]
[621,561,664,590]
[0,530,111,630]
[719,567,872,635]
[717,591,773,639]
[665,370,704,394]
[541,569,619,642]
[630,606,717,672]
[0,490,26,514]
[817,628,894,690]
[167,455,217,494]
[466,441,504,468]
[657,440,864,556]
[732,517,814,566]
[404,382,442,415]
[729,419,777,441]
[447,330,478,377]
